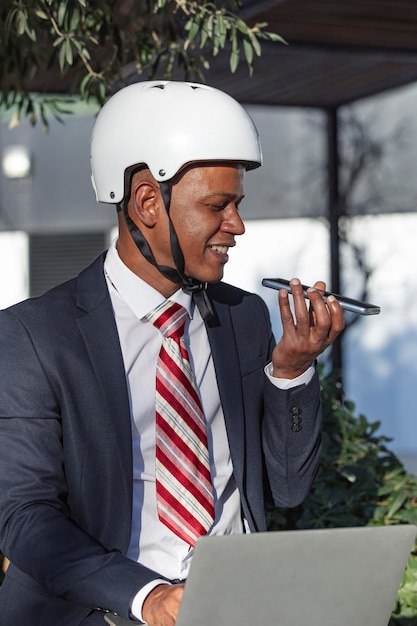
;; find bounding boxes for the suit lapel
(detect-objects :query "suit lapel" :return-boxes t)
[206,296,245,489]
[75,255,133,505]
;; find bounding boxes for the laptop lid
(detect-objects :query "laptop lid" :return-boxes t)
[104,525,416,626]
[174,525,416,626]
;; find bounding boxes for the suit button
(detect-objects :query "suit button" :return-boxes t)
[291,407,302,431]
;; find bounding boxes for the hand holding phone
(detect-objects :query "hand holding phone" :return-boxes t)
[262,278,381,316]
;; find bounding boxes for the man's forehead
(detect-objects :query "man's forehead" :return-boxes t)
[178,160,245,177]
[179,161,245,181]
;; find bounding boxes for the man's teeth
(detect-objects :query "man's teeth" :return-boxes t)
[210,245,228,254]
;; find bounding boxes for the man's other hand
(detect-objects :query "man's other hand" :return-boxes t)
[142,583,184,626]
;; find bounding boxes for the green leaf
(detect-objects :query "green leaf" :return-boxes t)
[16,12,27,36]
[212,17,226,56]
[248,31,261,56]
[58,41,67,72]
[243,39,253,66]
[39,103,49,132]
[25,26,37,42]
[186,18,200,43]
[231,26,239,53]
[79,72,92,99]
[57,2,67,27]
[217,12,226,36]
[235,19,248,35]
[206,14,214,39]
[386,491,407,519]
[34,9,49,20]
[261,31,288,45]
[70,7,81,32]
[200,25,208,49]
[230,48,239,73]
[65,38,73,65]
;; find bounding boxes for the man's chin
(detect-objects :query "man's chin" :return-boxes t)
[206,277,223,285]
[188,273,224,285]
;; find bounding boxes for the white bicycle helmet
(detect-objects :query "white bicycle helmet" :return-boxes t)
[90,80,262,204]
[90,81,263,320]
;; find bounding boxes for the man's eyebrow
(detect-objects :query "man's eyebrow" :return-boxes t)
[204,192,245,200]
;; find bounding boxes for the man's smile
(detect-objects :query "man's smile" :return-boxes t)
[209,244,229,255]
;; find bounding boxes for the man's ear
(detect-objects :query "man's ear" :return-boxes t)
[131,181,160,227]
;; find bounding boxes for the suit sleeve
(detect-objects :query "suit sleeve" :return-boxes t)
[258,298,322,509]
[262,368,322,508]
[0,308,162,618]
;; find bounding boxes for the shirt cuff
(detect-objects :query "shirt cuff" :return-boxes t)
[264,363,314,389]
[131,579,171,623]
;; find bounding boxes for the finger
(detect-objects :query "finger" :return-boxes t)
[308,281,326,315]
[307,289,345,344]
[312,280,326,294]
[278,287,295,328]
[306,287,333,336]
[326,294,345,340]
[289,278,310,332]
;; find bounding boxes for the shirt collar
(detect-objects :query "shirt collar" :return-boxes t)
[104,237,193,320]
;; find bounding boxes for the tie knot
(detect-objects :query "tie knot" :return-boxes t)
[147,300,188,339]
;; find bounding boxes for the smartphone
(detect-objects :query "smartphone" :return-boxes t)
[262,278,381,316]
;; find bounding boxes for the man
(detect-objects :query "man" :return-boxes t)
[0,81,344,626]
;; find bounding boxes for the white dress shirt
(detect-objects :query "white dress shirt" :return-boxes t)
[103,238,313,620]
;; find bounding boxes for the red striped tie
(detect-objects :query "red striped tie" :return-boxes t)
[147,300,215,546]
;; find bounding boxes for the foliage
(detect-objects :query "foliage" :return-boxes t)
[0,0,284,128]
[267,368,417,624]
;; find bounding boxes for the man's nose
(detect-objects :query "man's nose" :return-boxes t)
[221,205,245,235]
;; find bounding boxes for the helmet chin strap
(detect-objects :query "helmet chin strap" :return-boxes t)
[122,180,214,322]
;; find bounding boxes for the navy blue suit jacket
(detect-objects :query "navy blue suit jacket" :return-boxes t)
[0,254,321,625]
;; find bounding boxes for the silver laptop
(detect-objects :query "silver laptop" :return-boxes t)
[105,524,416,626]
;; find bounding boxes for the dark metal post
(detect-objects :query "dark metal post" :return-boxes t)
[326,107,343,378]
